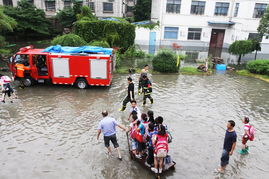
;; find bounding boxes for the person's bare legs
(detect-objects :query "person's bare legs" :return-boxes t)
[154,156,158,169]
[106,146,112,155]
[159,157,164,173]
[1,92,6,102]
[218,165,226,173]
[116,147,122,159]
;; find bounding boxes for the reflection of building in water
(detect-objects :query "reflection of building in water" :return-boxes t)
[0,0,135,17]
[136,0,269,58]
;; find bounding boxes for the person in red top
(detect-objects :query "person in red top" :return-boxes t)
[151,125,169,174]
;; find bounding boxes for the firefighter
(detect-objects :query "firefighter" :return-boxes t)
[15,62,31,88]
[119,77,135,111]
[138,64,149,95]
[140,74,153,106]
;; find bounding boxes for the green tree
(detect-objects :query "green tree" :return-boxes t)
[73,1,83,15]
[251,39,261,60]
[4,0,50,39]
[76,5,96,21]
[56,7,76,28]
[133,0,152,22]
[257,6,269,37]
[152,49,179,73]
[51,33,87,46]
[228,40,254,65]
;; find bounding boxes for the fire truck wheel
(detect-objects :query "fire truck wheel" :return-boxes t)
[22,77,33,87]
[75,78,88,89]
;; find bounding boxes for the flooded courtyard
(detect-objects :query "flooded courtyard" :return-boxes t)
[0,72,269,179]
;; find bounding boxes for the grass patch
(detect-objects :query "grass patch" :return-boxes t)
[236,70,269,83]
[180,66,212,75]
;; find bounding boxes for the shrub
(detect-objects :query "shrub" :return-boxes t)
[247,60,269,75]
[51,33,87,46]
[228,40,254,65]
[56,7,76,28]
[74,20,135,51]
[152,50,179,73]
[121,45,146,59]
[89,40,110,48]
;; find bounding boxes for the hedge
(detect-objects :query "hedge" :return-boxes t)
[51,33,87,46]
[247,60,269,75]
[74,20,135,51]
[89,40,110,48]
[152,50,179,73]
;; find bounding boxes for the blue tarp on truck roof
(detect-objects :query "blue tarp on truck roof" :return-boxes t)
[42,45,113,55]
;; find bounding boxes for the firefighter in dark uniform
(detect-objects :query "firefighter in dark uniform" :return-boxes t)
[140,75,153,105]
[120,77,135,111]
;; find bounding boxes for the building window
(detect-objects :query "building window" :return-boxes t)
[27,0,34,4]
[166,0,181,14]
[103,2,113,13]
[45,0,56,11]
[89,2,95,12]
[191,1,205,15]
[126,6,133,13]
[234,3,239,17]
[164,27,179,39]
[214,2,229,16]
[3,0,13,6]
[185,52,199,63]
[248,33,260,40]
[253,3,267,18]
[64,0,72,9]
[188,28,202,40]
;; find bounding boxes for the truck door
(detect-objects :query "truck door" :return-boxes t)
[32,55,49,78]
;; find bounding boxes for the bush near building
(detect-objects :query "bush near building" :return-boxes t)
[152,50,179,73]
[247,60,269,75]
[88,40,110,48]
[74,20,135,51]
[228,40,254,65]
[51,33,87,46]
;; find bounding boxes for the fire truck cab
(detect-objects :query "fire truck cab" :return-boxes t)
[8,45,115,89]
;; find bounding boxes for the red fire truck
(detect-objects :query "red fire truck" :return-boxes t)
[8,45,116,89]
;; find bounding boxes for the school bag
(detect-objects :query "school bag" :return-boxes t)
[248,125,256,141]
[155,134,168,158]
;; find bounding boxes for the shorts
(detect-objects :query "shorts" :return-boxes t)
[137,141,146,152]
[104,134,119,148]
[242,135,249,145]
[131,139,138,150]
[220,149,230,167]
[3,83,14,97]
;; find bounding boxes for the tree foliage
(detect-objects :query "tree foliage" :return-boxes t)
[152,49,179,73]
[247,60,269,75]
[74,20,135,51]
[0,7,17,33]
[258,6,269,36]
[3,0,50,39]
[51,33,87,46]
[89,40,110,48]
[228,40,254,65]
[56,7,76,28]
[133,0,152,22]
[76,5,96,21]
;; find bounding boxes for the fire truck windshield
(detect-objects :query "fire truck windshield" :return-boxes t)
[15,54,29,66]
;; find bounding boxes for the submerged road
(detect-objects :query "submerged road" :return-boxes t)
[0,73,269,179]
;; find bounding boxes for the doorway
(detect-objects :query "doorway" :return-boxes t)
[209,29,225,57]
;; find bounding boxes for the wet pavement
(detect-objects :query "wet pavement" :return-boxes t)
[0,72,269,179]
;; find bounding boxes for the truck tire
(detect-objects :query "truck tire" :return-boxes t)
[22,77,33,87]
[75,78,88,89]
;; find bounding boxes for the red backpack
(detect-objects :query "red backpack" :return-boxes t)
[248,125,256,141]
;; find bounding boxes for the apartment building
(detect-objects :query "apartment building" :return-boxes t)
[136,0,269,55]
[0,0,135,17]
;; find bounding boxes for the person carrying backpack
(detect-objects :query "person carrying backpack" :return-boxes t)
[240,117,256,154]
[151,125,169,174]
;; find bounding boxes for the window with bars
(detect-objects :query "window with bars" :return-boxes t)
[188,28,202,40]
[3,0,13,6]
[103,2,113,13]
[164,27,179,39]
[191,1,205,15]
[64,1,72,9]
[214,2,229,16]
[233,3,239,17]
[248,33,260,40]
[45,0,56,11]
[89,2,95,12]
[166,0,181,14]
[253,3,267,18]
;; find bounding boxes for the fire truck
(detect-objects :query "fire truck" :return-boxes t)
[8,45,116,89]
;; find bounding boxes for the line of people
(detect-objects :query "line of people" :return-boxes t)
[128,100,172,174]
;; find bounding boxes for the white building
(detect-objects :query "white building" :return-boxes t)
[0,0,135,17]
[136,0,269,56]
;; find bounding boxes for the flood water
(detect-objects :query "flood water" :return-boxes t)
[0,72,269,179]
